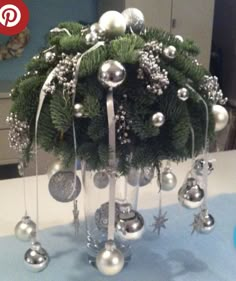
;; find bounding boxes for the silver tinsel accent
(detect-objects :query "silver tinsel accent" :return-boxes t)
[6,113,30,152]
[200,75,228,105]
[116,103,132,145]
[138,41,169,95]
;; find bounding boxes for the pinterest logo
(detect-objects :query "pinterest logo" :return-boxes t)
[0,0,29,36]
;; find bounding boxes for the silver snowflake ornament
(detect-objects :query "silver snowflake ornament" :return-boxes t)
[151,211,168,235]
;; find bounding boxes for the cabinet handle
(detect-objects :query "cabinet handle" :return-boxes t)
[172,18,177,29]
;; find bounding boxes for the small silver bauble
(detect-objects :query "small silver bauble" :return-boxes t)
[96,240,125,276]
[74,103,84,118]
[163,45,177,59]
[161,167,177,191]
[95,202,120,231]
[47,159,64,178]
[24,241,49,272]
[177,87,189,101]
[93,171,109,189]
[90,23,105,37]
[212,104,229,132]
[198,209,215,234]
[98,60,126,89]
[85,31,98,45]
[178,177,204,209]
[175,35,184,43]
[127,167,154,187]
[44,51,56,63]
[152,112,165,127]
[99,11,126,38]
[48,171,81,203]
[122,8,145,34]
[15,216,36,241]
[116,203,144,240]
[194,158,214,176]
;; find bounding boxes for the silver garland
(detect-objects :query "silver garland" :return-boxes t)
[137,41,169,95]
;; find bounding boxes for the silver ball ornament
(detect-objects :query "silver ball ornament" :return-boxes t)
[99,11,126,38]
[24,241,49,272]
[90,23,105,37]
[122,8,145,34]
[177,87,189,101]
[116,203,144,240]
[212,104,229,132]
[175,35,184,43]
[161,167,177,191]
[15,216,36,241]
[48,171,81,203]
[85,32,98,45]
[198,210,215,234]
[95,202,120,231]
[127,167,154,187]
[98,60,126,89]
[96,240,125,276]
[74,103,84,118]
[152,112,165,127]
[194,158,214,176]
[163,45,177,59]
[94,171,109,189]
[44,51,56,63]
[47,159,64,178]
[178,177,204,209]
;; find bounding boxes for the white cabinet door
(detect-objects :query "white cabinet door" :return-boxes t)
[126,0,172,31]
[171,0,215,69]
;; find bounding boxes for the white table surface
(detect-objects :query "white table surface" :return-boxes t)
[0,150,235,237]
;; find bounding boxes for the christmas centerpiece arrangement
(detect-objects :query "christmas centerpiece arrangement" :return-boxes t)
[8,8,229,276]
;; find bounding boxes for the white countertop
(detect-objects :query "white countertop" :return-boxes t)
[0,150,235,237]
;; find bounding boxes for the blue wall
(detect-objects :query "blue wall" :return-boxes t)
[0,0,97,83]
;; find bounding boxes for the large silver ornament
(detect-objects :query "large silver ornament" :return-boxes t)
[122,8,145,34]
[194,158,214,176]
[177,87,189,101]
[152,112,165,127]
[127,167,154,187]
[116,203,144,240]
[95,202,120,231]
[99,11,126,38]
[74,103,84,118]
[15,216,36,241]
[48,171,81,203]
[161,167,177,191]
[212,104,229,132]
[93,171,109,189]
[178,177,204,209]
[96,240,125,276]
[191,209,215,234]
[47,159,64,178]
[85,31,98,45]
[163,45,177,59]
[24,241,49,272]
[90,23,105,37]
[98,60,126,89]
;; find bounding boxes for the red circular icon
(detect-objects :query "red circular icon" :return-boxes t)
[0,0,29,36]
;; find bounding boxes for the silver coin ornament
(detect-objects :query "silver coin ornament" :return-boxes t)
[99,11,126,39]
[212,104,229,132]
[85,31,98,45]
[127,167,154,187]
[175,35,184,43]
[194,158,214,176]
[163,45,177,59]
[96,240,125,276]
[98,60,126,89]
[47,159,64,178]
[198,209,215,234]
[177,87,189,101]
[178,177,204,209]
[122,8,145,34]
[95,202,120,231]
[161,167,177,191]
[152,112,165,127]
[15,216,36,241]
[74,103,84,118]
[94,171,109,189]
[48,171,81,203]
[44,51,56,63]
[90,23,105,37]
[24,241,49,272]
[116,203,145,240]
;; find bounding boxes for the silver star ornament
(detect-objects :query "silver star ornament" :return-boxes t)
[151,211,168,235]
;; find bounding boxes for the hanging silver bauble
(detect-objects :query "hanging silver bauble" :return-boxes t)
[99,11,126,38]
[163,46,177,59]
[116,203,144,240]
[127,167,154,187]
[93,171,109,189]
[152,112,165,127]
[90,23,105,37]
[194,158,214,176]
[212,104,229,132]
[199,209,215,234]
[98,60,126,89]
[48,171,81,203]
[122,8,145,34]
[175,35,184,43]
[47,159,64,178]
[95,202,120,231]
[74,103,84,118]
[177,87,189,101]
[24,241,49,272]
[96,240,125,276]
[178,177,204,209]
[15,216,36,241]
[85,31,98,45]
[44,51,56,63]
[161,167,177,191]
